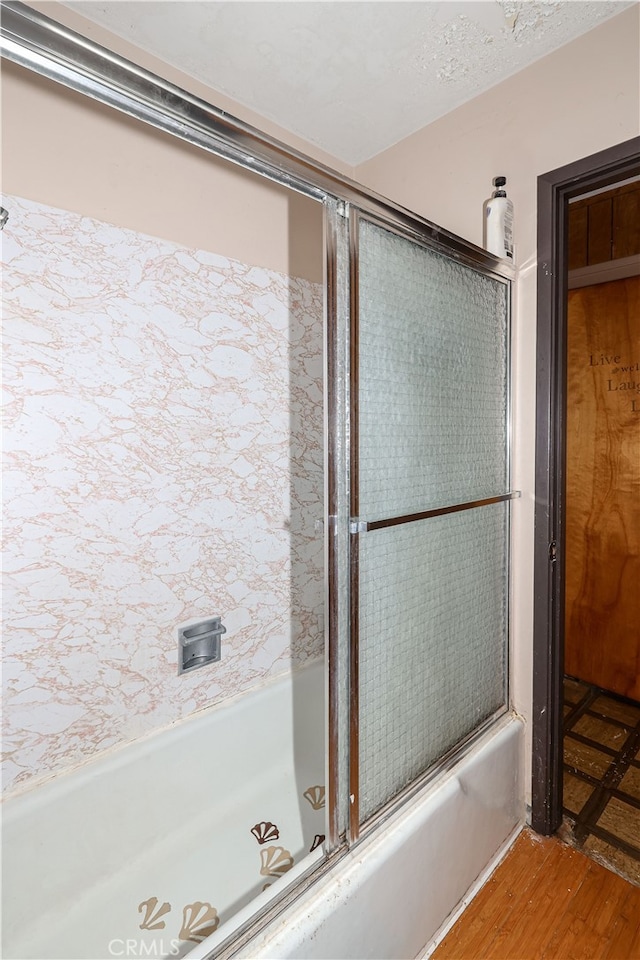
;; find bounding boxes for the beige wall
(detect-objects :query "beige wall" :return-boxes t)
[1,60,323,282]
[24,1,354,177]
[356,5,640,803]
[2,0,356,284]
[356,7,639,248]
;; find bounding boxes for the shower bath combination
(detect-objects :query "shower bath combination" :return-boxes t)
[1,4,523,959]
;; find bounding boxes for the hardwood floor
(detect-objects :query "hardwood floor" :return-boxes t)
[431,829,640,960]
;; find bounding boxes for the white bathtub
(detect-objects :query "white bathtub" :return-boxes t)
[3,667,524,960]
[193,712,525,960]
[1,660,326,960]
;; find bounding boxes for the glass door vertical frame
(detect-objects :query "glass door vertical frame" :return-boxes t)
[348,206,361,845]
[504,279,514,716]
[324,197,340,851]
[323,197,352,850]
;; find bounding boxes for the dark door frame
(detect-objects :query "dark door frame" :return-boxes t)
[531,136,640,836]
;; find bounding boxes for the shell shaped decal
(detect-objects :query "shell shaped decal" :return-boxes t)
[303,785,326,810]
[251,821,280,844]
[310,834,325,852]
[138,897,171,930]
[179,902,220,942]
[259,845,294,878]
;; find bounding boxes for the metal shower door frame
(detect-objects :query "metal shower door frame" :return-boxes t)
[346,205,516,843]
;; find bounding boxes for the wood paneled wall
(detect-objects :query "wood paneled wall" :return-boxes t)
[564,276,640,699]
[568,181,640,270]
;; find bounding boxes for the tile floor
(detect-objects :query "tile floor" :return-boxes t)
[562,675,640,886]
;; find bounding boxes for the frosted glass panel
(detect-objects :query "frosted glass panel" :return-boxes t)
[358,219,508,521]
[359,505,507,822]
[355,216,510,824]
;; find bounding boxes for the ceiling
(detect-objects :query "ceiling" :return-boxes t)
[62,1,635,165]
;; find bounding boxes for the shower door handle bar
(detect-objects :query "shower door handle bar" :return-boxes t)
[350,491,520,534]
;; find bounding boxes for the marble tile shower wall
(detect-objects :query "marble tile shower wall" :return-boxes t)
[2,195,324,797]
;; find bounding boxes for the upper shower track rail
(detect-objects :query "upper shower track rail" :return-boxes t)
[0,1,514,278]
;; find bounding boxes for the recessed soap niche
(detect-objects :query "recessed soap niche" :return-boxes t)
[178,617,226,675]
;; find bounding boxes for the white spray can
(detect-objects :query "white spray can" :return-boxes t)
[484,176,514,261]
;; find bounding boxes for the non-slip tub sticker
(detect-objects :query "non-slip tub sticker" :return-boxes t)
[303,784,326,809]
[132,793,326,947]
[250,820,280,844]
[138,898,172,931]
[259,845,294,878]
[179,903,220,942]
[138,899,220,943]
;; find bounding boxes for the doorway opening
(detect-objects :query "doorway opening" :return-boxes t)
[560,180,640,881]
[531,138,640,877]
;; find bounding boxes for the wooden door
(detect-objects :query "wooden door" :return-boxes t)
[565,275,640,699]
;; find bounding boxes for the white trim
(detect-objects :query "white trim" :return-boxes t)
[568,254,640,289]
[568,174,640,203]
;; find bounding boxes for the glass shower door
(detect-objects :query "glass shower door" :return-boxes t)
[350,213,513,829]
